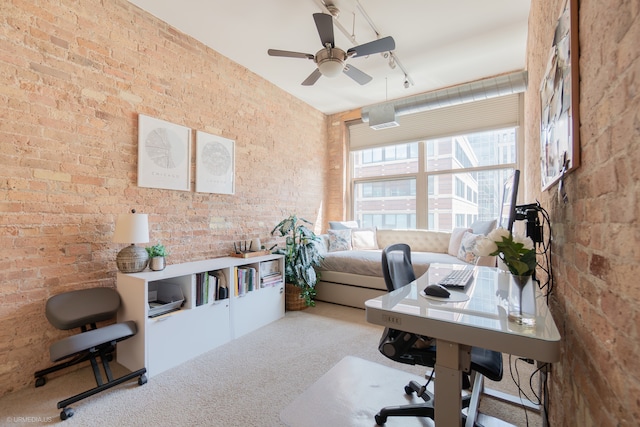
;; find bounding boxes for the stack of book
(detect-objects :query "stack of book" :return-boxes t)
[260,260,282,288]
[260,272,283,288]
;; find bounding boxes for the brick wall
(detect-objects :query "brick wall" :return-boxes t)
[0,0,327,396]
[526,0,639,425]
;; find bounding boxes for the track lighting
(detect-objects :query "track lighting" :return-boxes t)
[403,78,410,89]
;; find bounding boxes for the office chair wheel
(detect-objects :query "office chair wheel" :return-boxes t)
[138,374,147,386]
[35,377,46,388]
[374,413,387,425]
[60,407,74,420]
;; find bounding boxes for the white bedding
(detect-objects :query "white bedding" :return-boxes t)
[318,249,466,278]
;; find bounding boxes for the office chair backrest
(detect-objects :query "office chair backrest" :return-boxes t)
[381,243,417,292]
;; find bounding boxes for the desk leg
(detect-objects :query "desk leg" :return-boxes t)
[434,340,470,427]
[540,362,550,427]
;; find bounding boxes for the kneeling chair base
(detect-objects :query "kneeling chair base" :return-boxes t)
[34,288,147,420]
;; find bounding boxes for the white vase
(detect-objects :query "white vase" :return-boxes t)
[507,274,536,326]
[149,256,166,271]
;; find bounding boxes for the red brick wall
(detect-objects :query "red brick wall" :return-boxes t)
[526,0,640,425]
[0,0,327,396]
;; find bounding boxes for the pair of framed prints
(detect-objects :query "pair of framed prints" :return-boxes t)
[137,114,234,195]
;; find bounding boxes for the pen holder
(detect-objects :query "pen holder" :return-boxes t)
[507,274,536,327]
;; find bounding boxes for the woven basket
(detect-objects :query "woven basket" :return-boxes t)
[285,283,308,311]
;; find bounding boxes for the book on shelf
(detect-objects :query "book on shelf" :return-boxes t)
[195,270,227,305]
[235,266,257,296]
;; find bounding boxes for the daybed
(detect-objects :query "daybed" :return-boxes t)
[314,221,496,309]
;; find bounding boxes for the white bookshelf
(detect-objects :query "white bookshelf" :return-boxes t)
[116,254,284,378]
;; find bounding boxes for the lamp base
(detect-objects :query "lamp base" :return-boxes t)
[116,244,149,273]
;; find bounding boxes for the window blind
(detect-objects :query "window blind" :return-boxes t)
[349,93,521,151]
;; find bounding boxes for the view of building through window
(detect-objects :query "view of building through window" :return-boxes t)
[352,128,517,232]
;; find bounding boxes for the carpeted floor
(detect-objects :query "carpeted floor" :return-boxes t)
[0,302,543,426]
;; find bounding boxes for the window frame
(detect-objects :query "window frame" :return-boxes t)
[349,128,522,230]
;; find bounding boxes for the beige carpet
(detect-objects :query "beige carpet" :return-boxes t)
[0,302,542,426]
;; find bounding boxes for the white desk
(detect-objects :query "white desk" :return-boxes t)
[365,264,561,427]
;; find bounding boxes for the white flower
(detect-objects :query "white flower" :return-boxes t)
[487,227,510,243]
[512,232,534,250]
[475,237,498,256]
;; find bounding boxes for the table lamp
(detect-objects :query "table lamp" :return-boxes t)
[113,209,150,273]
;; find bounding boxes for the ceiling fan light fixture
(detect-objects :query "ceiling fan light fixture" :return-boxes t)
[318,58,344,77]
[315,47,347,78]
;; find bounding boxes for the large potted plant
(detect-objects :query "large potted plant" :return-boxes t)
[271,215,323,310]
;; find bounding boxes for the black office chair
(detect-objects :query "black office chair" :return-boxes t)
[34,287,147,421]
[375,243,503,426]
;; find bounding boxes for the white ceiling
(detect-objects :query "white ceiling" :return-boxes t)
[126,0,531,115]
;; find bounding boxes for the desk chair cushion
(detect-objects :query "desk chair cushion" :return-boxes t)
[49,321,137,363]
[46,288,120,330]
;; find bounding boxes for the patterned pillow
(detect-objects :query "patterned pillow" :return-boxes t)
[328,229,352,252]
[448,227,472,256]
[457,231,482,264]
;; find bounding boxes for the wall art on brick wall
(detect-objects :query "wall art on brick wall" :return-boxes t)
[539,0,579,190]
[195,130,235,195]
[137,114,191,191]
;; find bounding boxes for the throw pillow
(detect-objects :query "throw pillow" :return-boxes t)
[328,229,352,252]
[328,220,360,230]
[470,219,497,236]
[351,227,378,250]
[448,227,472,257]
[457,231,482,264]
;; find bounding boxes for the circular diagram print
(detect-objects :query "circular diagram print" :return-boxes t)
[145,127,186,169]
[201,141,231,176]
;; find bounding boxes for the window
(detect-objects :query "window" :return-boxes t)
[351,128,518,232]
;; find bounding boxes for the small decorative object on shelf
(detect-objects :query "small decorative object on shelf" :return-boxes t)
[476,228,537,326]
[145,242,168,271]
[271,214,323,309]
[113,209,150,273]
[231,239,269,258]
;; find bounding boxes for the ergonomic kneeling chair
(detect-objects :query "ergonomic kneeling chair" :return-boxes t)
[375,244,503,425]
[34,287,147,421]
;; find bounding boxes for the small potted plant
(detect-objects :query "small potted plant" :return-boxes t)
[145,242,168,271]
[271,215,323,309]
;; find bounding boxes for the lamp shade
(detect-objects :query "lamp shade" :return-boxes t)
[113,213,149,244]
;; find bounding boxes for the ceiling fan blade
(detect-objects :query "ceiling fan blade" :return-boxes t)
[343,64,373,85]
[347,36,396,57]
[302,68,322,86]
[313,13,334,48]
[267,49,314,60]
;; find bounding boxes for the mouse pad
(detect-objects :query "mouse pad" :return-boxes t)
[420,289,470,303]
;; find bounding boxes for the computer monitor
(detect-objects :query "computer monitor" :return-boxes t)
[498,170,520,233]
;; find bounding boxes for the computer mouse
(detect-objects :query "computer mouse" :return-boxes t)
[424,284,450,298]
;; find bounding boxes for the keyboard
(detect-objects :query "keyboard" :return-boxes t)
[437,267,474,289]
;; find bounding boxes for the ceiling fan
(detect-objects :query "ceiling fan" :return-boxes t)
[267,12,395,86]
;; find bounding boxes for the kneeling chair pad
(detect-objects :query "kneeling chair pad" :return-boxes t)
[50,321,137,362]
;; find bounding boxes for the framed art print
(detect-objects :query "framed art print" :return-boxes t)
[539,0,580,190]
[195,131,235,194]
[137,114,191,191]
